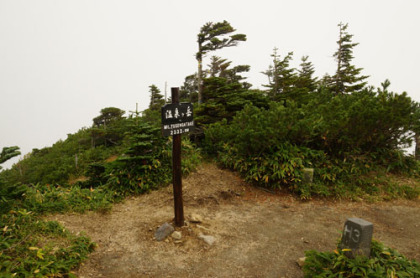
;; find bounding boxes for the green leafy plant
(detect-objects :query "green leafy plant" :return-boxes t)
[304,240,420,277]
[0,210,96,277]
[22,183,114,214]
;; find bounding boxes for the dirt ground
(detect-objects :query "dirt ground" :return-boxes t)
[47,163,420,278]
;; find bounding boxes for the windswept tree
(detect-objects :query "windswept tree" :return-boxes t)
[331,23,368,94]
[93,107,125,128]
[92,107,125,147]
[196,20,246,104]
[208,56,251,88]
[0,146,20,171]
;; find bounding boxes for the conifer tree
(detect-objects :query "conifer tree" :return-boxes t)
[208,56,231,77]
[262,49,296,101]
[196,21,246,104]
[331,23,368,94]
[180,74,198,103]
[296,56,317,92]
[148,84,165,111]
[208,56,251,89]
[92,107,125,147]
[0,146,20,171]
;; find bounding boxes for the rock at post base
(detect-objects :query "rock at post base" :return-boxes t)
[190,213,203,223]
[172,231,182,240]
[155,222,174,241]
[198,234,216,245]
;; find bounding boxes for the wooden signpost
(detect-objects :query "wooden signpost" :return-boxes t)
[161,87,194,227]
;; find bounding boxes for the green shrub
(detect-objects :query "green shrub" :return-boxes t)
[22,183,114,214]
[104,121,201,195]
[217,142,322,195]
[304,240,420,277]
[0,210,95,277]
[203,89,419,198]
[105,121,172,195]
[0,183,27,215]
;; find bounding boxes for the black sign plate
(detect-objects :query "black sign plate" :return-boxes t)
[161,103,194,137]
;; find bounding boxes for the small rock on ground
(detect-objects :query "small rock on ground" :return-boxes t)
[297,257,306,268]
[155,222,174,241]
[198,234,216,245]
[190,213,203,223]
[172,231,182,240]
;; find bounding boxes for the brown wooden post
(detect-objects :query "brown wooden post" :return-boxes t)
[171,87,184,226]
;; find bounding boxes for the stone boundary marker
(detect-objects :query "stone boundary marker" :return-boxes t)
[340,218,373,258]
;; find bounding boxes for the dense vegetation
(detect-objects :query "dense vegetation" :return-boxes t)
[0,106,201,277]
[1,21,419,276]
[304,240,420,277]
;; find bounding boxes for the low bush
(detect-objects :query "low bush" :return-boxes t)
[22,183,114,214]
[0,210,96,277]
[304,240,420,277]
[203,90,420,199]
[105,121,201,195]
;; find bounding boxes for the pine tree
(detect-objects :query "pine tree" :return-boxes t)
[208,56,231,77]
[262,49,296,101]
[331,23,368,94]
[148,84,165,111]
[0,146,20,171]
[107,121,170,194]
[208,56,251,89]
[179,74,198,103]
[296,56,317,92]
[91,107,125,147]
[196,21,246,104]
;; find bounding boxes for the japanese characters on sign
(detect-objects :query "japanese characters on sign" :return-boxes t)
[161,103,194,137]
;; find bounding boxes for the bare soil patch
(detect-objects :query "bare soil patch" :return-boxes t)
[47,163,420,278]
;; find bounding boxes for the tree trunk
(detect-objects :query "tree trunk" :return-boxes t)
[197,58,203,104]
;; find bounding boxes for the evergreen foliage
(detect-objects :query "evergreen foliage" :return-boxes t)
[331,23,369,94]
[106,120,171,194]
[196,20,246,103]
[262,49,297,101]
[179,74,198,103]
[0,146,21,169]
[148,84,165,111]
[0,146,24,214]
[296,56,318,96]
[0,21,419,277]
[204,86,419,198]
[92,107,126,147]
[195,76,269,127]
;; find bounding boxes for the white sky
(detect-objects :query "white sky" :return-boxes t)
[1,0,419,168]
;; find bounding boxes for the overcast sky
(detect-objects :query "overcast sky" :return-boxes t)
[1,0,419,168]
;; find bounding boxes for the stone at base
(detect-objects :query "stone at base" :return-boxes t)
[198,234,216,245]
[172,231,182,240]
[155,222,174,241]
[190,213,203,223]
